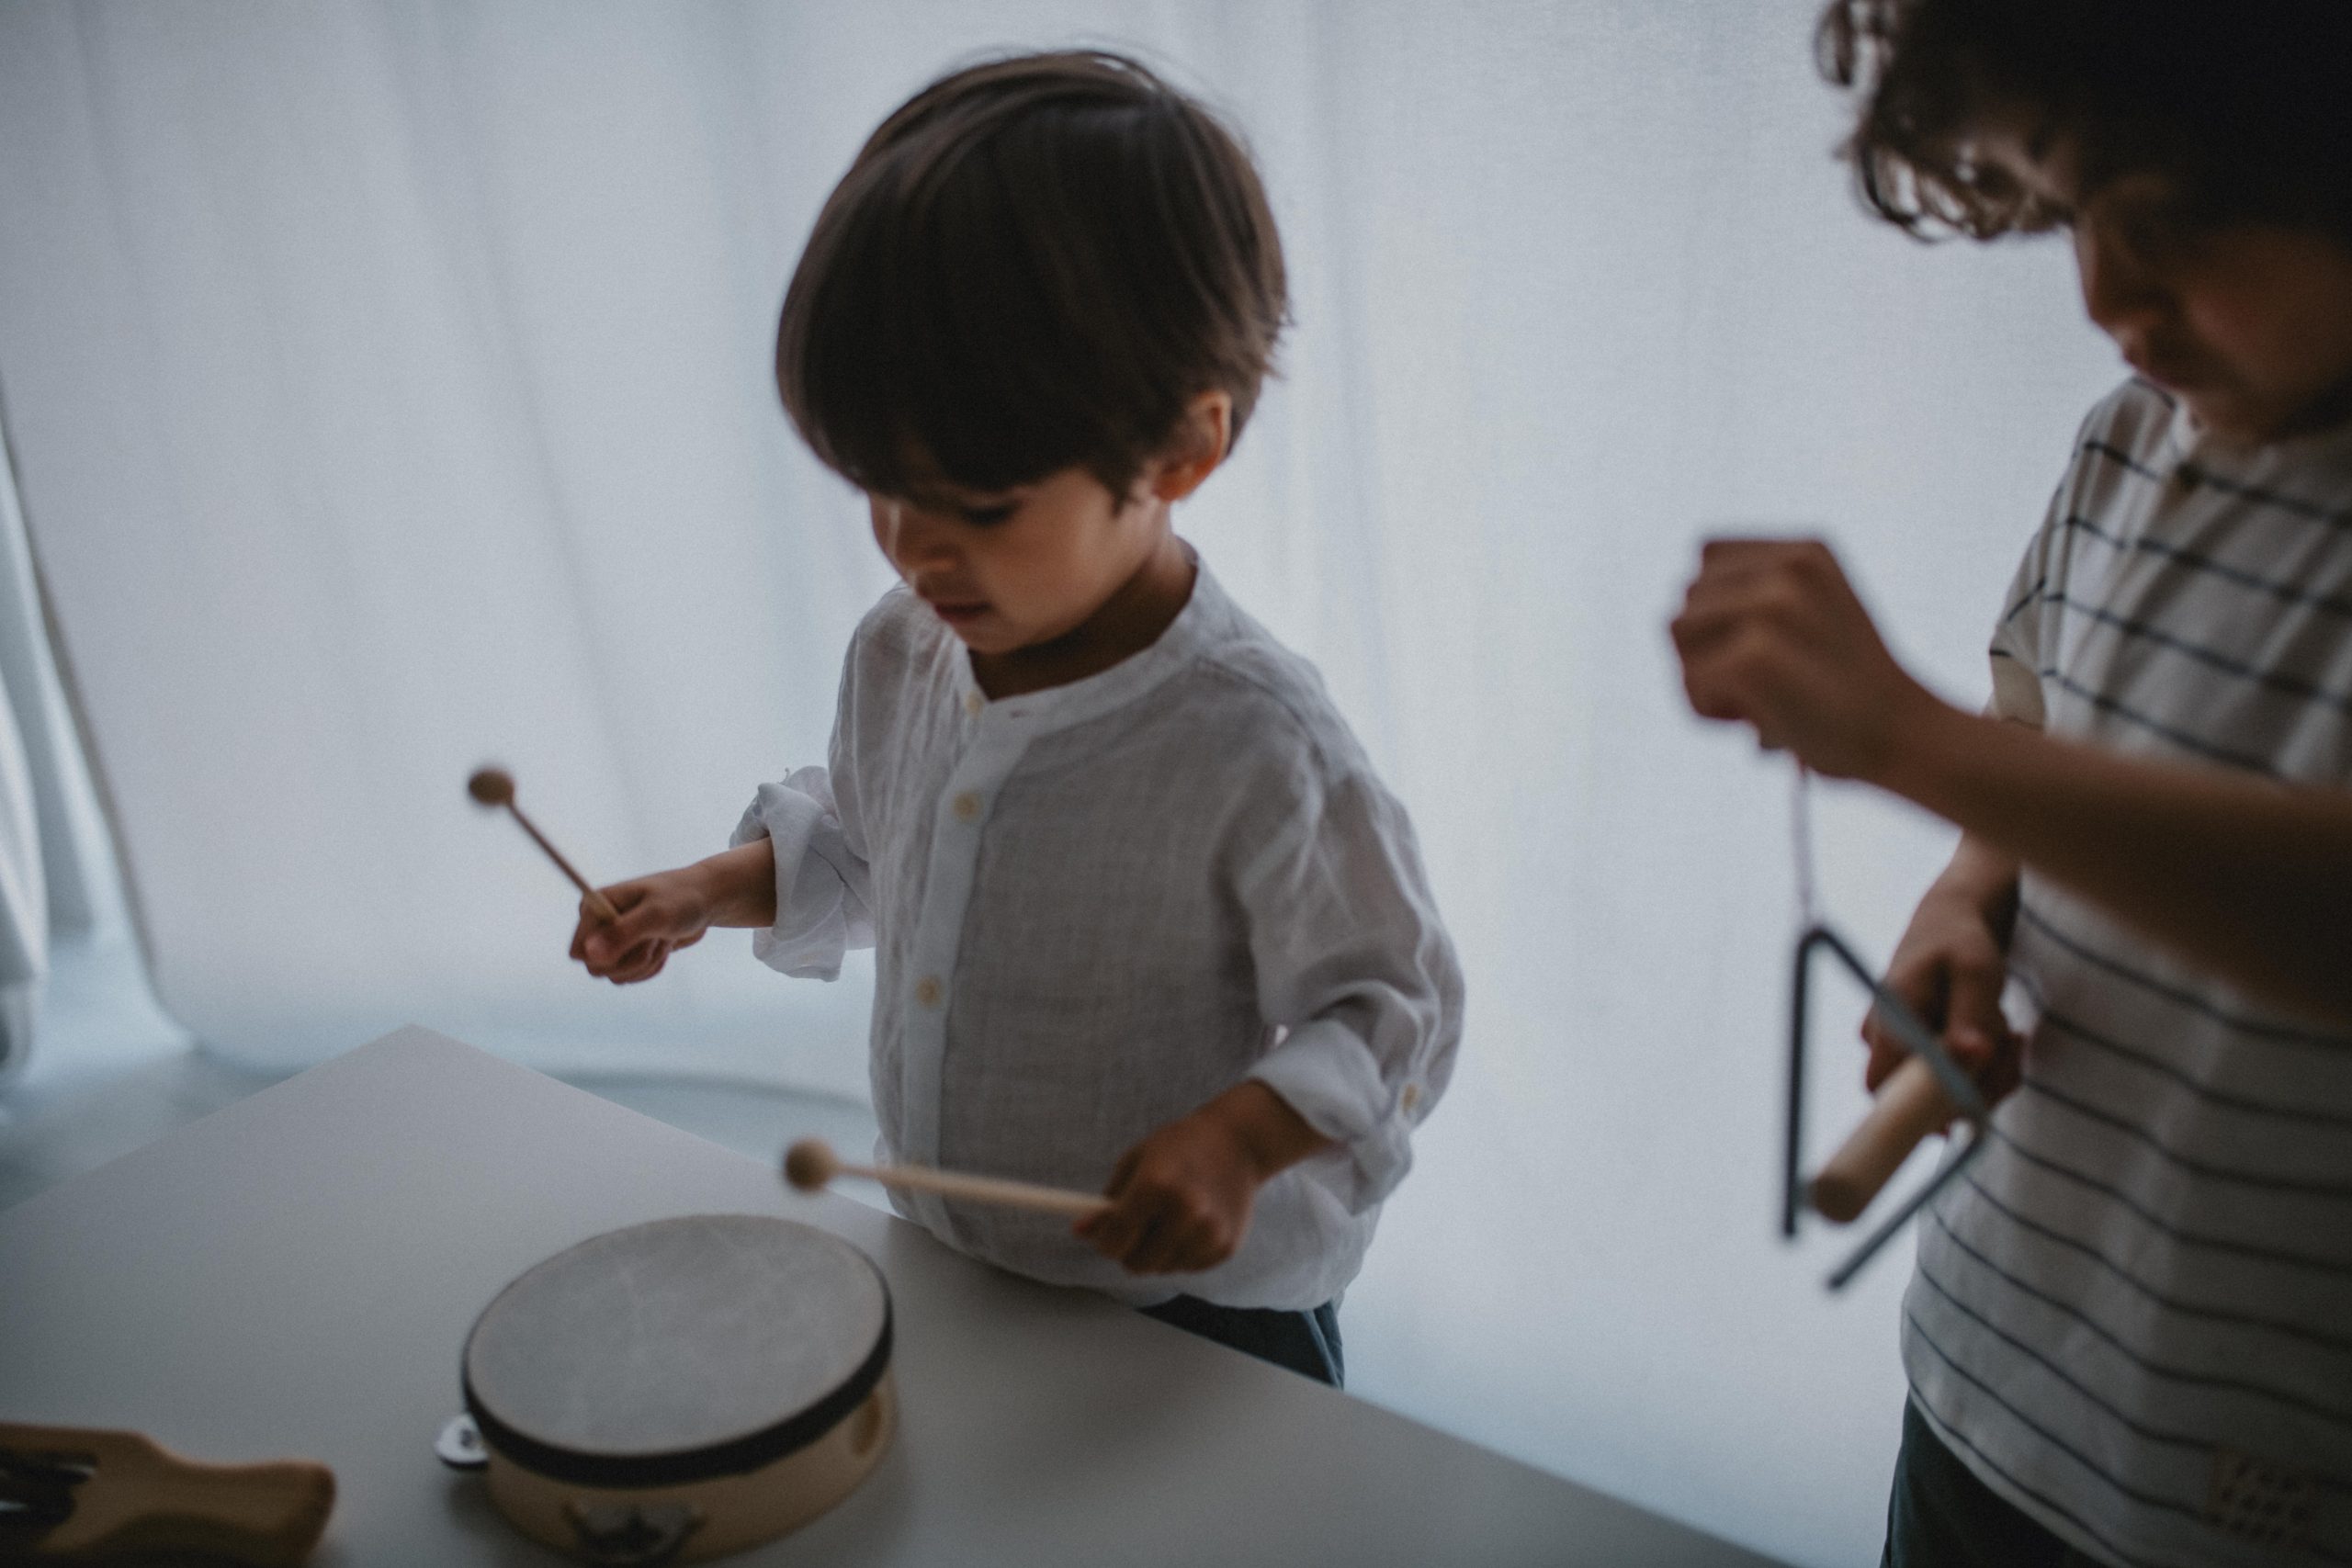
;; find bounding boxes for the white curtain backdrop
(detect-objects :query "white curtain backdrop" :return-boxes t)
[0,451,51,1083]
[0,4,2122,1562]
[0,394,121,1085]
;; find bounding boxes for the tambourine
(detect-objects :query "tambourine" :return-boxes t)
[437,1214,895,1565]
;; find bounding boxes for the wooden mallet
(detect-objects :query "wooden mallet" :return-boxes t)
[1808,1055,1956,1224]
[467,766,620,922]
[783,1139,1110,1220]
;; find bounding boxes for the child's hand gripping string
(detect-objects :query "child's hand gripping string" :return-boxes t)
[1672,537,2021,1122]
[1076,1081,1332,1275]
[1669,537,1942,782]
[1673,536,2352,1032]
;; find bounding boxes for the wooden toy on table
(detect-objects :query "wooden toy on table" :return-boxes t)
[0,1422,334,1565]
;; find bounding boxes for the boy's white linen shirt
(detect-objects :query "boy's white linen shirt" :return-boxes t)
[732,561,1463,1310]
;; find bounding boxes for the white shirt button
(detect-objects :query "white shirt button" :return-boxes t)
[1400,1082,1423,1114]
[953,792,982,822]
[915,976,944,1009]
[964,692,984,717]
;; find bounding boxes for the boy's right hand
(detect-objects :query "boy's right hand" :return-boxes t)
[1672,538,1945,784]
[570,870,714,985]
[1862,886,2021,1121]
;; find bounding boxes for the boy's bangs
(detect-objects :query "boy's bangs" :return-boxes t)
[784,116,1177,503]
[777,52,1283,506]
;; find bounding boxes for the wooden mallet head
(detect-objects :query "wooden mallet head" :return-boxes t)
[467,767,515,807]
[780,1139,1108,1217]
[465,764,618,922]
[783,1139,840,1193]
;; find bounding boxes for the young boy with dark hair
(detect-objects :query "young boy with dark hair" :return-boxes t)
[1674,2,2352,1562]
[571,51,1462,1387]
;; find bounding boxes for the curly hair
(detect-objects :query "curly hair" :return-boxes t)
[777,51,1287,504]
[1816,0,2352,243]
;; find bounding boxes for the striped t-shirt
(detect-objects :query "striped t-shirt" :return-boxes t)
[1904,378,2352,1566]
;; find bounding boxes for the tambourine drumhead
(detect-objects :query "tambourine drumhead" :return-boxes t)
[464,1214,891,1485]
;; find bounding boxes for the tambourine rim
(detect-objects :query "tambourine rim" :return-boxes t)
[460,1214,894,1489]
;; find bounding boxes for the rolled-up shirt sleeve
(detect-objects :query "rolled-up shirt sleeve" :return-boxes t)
[1240,766,1463,1213]
[729,765,874,979]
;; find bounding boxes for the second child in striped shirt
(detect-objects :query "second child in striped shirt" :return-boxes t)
[1673,4,2352,1564]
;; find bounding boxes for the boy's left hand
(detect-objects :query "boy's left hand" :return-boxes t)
[1076,1081,1330,1275]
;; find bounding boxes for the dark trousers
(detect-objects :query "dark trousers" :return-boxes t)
[1139,1294,1344,1386]
[1884,1399,2100,1567]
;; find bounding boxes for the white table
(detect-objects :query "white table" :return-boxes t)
[0,1027,1781,1565]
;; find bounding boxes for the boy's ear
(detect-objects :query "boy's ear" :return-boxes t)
[1148,391,1234,504]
